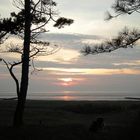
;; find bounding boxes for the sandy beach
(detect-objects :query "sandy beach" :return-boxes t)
[0,100,140,140]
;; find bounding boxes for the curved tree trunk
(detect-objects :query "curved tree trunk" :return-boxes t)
[13,0,31,127]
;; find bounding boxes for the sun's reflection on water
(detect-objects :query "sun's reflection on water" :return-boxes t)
[59,95,75,101]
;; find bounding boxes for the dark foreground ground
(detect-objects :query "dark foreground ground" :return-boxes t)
[0,100,140,140]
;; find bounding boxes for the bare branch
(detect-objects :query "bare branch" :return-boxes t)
[31,0,42,14]
[2,59,21,97]
[30,57,43,75]
[31,16,51,32]
[13,0,24,10]
[6,43,23,54]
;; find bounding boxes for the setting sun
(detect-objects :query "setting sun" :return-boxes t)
[57,77,84,87]
[58,78,73,86]
[59,78,73,82]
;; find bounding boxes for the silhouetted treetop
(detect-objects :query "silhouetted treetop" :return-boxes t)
[105,0,140,20]
[0,0,74,43]
[54,17,74,29]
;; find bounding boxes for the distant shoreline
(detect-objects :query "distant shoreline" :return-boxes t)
[125,97,140,100]
[0,92,140,101]
[1,96,140,101]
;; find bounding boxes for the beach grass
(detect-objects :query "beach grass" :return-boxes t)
[0,100,140,140]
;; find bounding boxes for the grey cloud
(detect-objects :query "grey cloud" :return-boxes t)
[39,33,101,42]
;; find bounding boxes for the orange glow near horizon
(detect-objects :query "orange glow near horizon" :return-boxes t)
[45,68,140,75]
[60,95,74,101]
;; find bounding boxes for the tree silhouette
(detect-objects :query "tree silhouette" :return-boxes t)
[81,0,140,55]
[0,0,73,127]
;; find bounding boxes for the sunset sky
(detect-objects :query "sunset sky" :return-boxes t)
[0,0,140,98]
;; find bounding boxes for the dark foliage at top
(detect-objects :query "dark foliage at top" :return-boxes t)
[54,17,74,29]
[0,0,73,44]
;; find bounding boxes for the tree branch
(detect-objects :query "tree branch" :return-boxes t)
[2,59,21,97]
[81,28,140,55]
[105,0,140,20]
[31,15,52,32]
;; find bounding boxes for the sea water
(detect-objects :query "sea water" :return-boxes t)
[0,91,140,101]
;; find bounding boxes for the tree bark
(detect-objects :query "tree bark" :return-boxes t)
[13,0,31,127]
